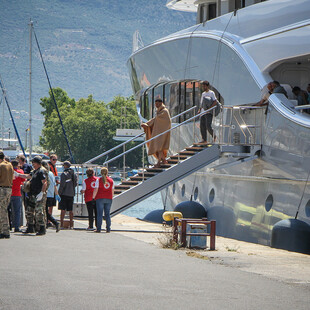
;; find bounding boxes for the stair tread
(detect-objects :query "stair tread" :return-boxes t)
[146,167,166,172]
[180,151,196,155]
[186,147,204,151]
[121,181,139,185]
[170,155,187,159]
[138,172,156,176]
[115,185,131,189]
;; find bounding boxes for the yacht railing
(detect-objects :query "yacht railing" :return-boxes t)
[84,104,264,166]
[84,105,198,164]
[73,104,264,204]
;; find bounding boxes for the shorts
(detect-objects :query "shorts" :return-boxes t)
[58,195,74,211]
[46,197,56,208]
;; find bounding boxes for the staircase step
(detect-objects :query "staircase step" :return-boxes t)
[167,159,179,164]
[115,185,131,190]
[146,167,166,173]
[170,155,187,160]
[114,190,123,195]
[121,180,139,186]
[160,164,171,168]
[138,172,156,177]
[193,142,210,147]
[186,146,204,151]
[179,151,196,156]
[130,176,149,181]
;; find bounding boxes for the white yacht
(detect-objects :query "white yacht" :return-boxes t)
[127,0,310,253]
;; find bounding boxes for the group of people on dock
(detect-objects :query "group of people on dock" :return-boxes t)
[0,151,114,239]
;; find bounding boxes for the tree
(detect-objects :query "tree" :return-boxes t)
[39,89,143,167]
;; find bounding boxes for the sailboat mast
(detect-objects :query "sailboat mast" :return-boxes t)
[29,19,33,161]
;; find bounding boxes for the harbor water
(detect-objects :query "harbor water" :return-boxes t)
[121,191,164,219]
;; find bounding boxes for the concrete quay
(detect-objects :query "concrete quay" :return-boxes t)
[0,214,309,310]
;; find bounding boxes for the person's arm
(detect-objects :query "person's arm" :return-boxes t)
[111,179,114,198]
[92,178,99,200]
[80,180,86,194]
[58,174,64,195]
[41,179,47,193]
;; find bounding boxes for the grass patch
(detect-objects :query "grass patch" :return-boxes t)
[157,228,181,250]
[186,251,211,260]
[225,245,240,252]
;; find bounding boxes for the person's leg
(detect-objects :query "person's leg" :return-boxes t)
[68,196,74,228]
[35,198,46,236]
[200,115,207,142]
[48,206,53,216]
[103,199,112,232]
[0,188,11,237]
[11,196,22,231]
[86,201,93,228]
[157,151,165,164]
[59,196,66,227]
[46,198,58,227]
[24,195,35,232]
[206,113,216,141]
[60,210,66,228]
[94,200,98,229]
[69,211,74,229]
[96,199,104,232]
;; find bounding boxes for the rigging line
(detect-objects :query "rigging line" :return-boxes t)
[0,75,26,157]
[211,11,236,86]
[295,167,310,219]
[190,171,198,201]
[32,27,75,164]
[184,23,202,79]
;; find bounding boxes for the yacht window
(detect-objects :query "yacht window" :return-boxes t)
[190,38,260,106]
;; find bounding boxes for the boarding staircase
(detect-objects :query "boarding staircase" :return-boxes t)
[84,105,264,216]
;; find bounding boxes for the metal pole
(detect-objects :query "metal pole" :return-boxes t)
[1,94,4,149]
[142,144,145,181]
[29,19,33,162]
[123,144,125,180]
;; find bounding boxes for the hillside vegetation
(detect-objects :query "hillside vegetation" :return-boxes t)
[0,0,195,142]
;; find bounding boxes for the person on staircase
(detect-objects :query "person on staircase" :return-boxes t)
[58,161,77,229]
[198,81,219,144]
[141,98,171,168]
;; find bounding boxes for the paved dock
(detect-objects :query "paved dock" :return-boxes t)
[1,215,309,310]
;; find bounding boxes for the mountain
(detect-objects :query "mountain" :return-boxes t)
[0,0,196,143]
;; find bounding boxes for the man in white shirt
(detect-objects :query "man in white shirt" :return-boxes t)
[198,81,218,143]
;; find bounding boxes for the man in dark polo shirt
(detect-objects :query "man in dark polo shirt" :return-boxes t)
[0,151,14,239]
[23,156,47,236]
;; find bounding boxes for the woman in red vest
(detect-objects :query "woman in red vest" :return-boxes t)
[92,167,114,233]
[81,168,98,230]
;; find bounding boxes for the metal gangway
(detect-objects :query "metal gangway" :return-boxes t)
[80,105,264,216]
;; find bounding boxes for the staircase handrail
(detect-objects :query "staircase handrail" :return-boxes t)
[98,106,218,167]
[84,105,198,164]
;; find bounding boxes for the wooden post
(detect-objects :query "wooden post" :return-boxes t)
[181,219,187,247]
[210,220,216,250]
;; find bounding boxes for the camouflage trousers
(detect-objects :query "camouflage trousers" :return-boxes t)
[26,194,47,227]
[0,187,12,235]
